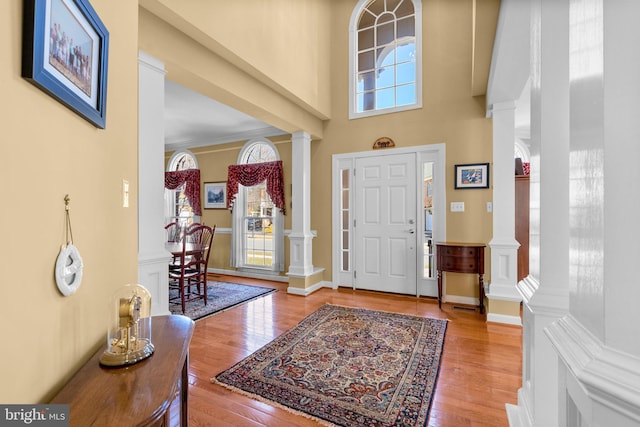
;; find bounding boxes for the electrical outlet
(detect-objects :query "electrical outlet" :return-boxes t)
[450,202,465,212]
[122,179,129,208]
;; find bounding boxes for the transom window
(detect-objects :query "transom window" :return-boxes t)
[350,0,422,119]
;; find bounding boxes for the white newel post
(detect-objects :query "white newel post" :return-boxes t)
[287,131,315,278]
[487,101,522,325]
[138,51,171,316]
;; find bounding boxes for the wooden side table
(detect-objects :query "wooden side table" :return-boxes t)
[436,242,486,313]
[51,315,194,427]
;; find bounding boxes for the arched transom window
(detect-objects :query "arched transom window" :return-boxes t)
[350,0,422,119]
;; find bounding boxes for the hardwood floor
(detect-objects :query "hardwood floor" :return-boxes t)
[182,275,522,426]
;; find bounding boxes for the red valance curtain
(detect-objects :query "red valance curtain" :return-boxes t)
[227,160,286,214]
[164,169,201,216]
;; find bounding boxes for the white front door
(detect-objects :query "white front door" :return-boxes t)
[354,153,417,294]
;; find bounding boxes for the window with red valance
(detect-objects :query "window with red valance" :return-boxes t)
[164,169,201,216]
[227,161,286,214]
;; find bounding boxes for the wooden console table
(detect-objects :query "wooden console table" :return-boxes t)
[51,315,194,426]
[436,242,486,313]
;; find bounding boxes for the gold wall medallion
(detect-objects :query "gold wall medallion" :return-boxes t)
[373,137,395,149]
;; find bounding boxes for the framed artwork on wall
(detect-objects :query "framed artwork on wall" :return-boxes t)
[22,0,109,128]
[204,182,227,209]
[454,163,490,189]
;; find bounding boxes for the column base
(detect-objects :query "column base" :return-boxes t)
[287,268,326,296]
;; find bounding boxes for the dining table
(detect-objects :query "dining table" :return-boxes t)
[165,241,208,257]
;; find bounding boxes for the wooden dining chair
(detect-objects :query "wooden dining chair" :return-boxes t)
[168,224,215,313]
[165,221,184,272]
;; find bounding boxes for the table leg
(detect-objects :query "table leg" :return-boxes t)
[181,353,189,427]
[437,270,443,309]
[479,274,485,314]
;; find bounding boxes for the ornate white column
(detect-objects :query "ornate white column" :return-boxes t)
[486,100,522,325]
[287,131,315,277]
[138,51,171,315]
[507,1,570,426]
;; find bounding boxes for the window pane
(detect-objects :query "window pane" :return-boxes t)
[359,10,375,28]
[366,0,384,16]
[378,47,394,67]
[362,91,375,111]
[396,61,415,84]
[357,71,375,91]
[387,0,403,13]
[396,84,416,106]
[376,87,395,109]
[396,42,415,63]
[397,16,415,38]
[342,231,349,249]
[376,65,395,89]
[342,189,350,209]
[358,28,374,50]
[341,168,349,186]
[377,22,395,45]
[357,92,364,112]
[378,12,394,24]
[342,210,349,229]
[358,50,375,72]
[342,251,349,271]
[395,0,414,18]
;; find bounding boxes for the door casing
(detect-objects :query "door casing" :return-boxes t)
[331,143,446,297]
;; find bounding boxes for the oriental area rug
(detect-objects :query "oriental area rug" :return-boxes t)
[169,281,276,321]
[213,304,448,427]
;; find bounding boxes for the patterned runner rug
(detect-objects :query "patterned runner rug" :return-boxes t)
[213,304,447,427]
[169,281,276,321]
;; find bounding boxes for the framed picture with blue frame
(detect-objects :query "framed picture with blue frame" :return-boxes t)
[22,0,109,128]
[454,163,490,189]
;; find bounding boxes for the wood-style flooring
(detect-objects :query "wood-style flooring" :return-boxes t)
[180,275,522,426]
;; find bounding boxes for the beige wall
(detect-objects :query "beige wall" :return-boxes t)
[159,0,494,300]
[139,0,331,120]
[314,0,494,295]
[1,1,139,403]
[138,2,330,139]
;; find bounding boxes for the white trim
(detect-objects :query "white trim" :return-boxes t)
[208,267,289,283]
[546,315,640,424]
[445,294,478,307]
[487,313,522,326]
[348,0,423,120]
[287,281,332,296]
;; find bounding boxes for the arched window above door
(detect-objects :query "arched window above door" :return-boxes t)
[349,0,422,119]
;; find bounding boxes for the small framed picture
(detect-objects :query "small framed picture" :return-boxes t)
[22,0,109,128]
[455,163,490,189]
[204,182,227,209]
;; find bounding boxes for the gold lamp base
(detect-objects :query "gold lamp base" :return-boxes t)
[99,341,155,367]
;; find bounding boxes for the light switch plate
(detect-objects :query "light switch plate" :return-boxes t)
[122,179,129,208]
[450,202,464,212]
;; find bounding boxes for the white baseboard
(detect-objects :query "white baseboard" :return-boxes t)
[287,281,331,296]
[208,268,288,283]
[487,312,522,326]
